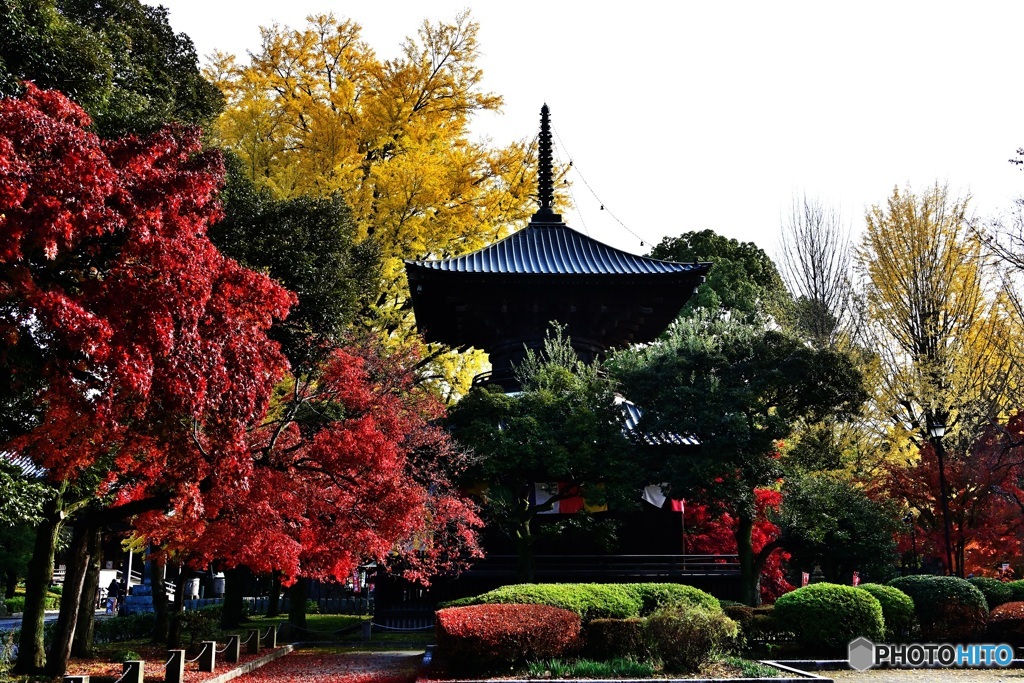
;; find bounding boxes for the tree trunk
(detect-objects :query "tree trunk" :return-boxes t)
[47,519,93,677]
[287,578,308,630]
[266,572,282,618]
[221,566,247,628]
[167,563,186,649]
[15,500,62,674]
[3,570,17,599]
[151,552,169,643]
[515,508,535,582]
[72,527,102,657]
[735,511,759,606]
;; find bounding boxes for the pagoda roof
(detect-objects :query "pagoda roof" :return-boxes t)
[405,221,707,277]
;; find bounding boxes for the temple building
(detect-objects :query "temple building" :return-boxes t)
[372,107,740,625]
[405,104,710,390]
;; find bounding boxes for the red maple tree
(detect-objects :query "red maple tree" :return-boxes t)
[2,85,479,673]
[882,414,1024,577]
[683,488,793,602]
[134,337,483,585]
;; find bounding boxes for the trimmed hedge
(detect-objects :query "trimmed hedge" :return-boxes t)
[857,583,916,642]
[987,601,1024,646]
[1007,580,1024,602]
[435,603,581,675]
[647,603,738,674]
[4,593,61,613]
[968,577,1014,609]
[443,582,719,623]
[723,604,784,642]
[584,618,651,661]
[888,575,988,641]
[622,583,720,615]
[774,583,883,651]
[458,584,641,621]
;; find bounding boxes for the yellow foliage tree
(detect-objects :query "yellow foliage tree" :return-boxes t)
[856,182,1021,457]
[207,11,541,398]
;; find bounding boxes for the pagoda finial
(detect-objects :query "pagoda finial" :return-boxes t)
[533,104,561,223]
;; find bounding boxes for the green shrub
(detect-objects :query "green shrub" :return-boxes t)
[774,584,883,651]
[858,583,916,641]
[305,599,320,615]
[888,575,988,641]
[968,577,1013,609]
[3,598,24,614]
[622,583,720,615]
[112,649,142,662]
[646,603,738,674]
[450,583,642,622]
[94,613,156,644]
[435,603,581,676]
[179,604,222,645]
[987,601,1024,646]
[1007,580,1024,602]
[584,618,651,661]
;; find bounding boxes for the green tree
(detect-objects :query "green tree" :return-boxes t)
[0,459,50,599]
[777,473,900,584]
[210,153,382,370]
[610,318,866,604]
[648,229,790,322]
[0,0,222,137]
[446,326,646,580]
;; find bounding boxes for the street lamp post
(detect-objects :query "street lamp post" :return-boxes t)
[928,419,957,577]
[903,512,918,573]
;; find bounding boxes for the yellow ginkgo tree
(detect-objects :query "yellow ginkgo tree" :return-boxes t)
[207,11,542,399]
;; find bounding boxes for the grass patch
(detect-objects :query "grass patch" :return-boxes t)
[527,657,657,678]
[523,655,782,679]
[717,655,783,678]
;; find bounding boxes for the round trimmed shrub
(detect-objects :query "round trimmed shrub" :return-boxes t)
[646,603,739,674]
[888,575,988,641]
[773,583,883,651]
[1007,580,1024,602]
[968,577,1013,609]
[449,583,642,622]
[435,603,581,675]
[585,618,651,661]
[987,601,1024,646]
[623,583,720,615]
[858,583,916,641]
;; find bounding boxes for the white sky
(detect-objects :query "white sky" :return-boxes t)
[149,0,1024,257]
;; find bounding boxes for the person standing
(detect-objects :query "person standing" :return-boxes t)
[106,578,121,614]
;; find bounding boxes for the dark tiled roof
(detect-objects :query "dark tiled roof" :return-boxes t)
[2,450,46,478]
[619,398,700,447]
[406,222,709,276]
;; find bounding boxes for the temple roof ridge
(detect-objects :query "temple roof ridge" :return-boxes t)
[405,220,708,276]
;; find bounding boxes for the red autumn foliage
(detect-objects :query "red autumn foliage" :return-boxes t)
[987,601,1024,645]
[2,82,292,495]
[232,652,418,683]
[435,603,581,674]
[881,413,1024,577]
[684,488,793,602]
[1,85,480,588]
[135,337,483,584]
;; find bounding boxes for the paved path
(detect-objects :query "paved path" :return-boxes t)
[0,609,110,632]
[829,668,1024,682]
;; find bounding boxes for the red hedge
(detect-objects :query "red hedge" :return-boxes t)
[989,601,1024,645]
[435,603,581,674]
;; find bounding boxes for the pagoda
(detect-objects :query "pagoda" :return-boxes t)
[404,105,711,389]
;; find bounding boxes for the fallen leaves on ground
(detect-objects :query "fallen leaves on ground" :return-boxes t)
[64,643,273,683]
[232,651,420,683]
